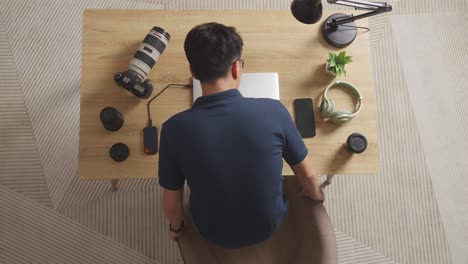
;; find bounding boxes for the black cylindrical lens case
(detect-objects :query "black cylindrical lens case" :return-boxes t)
[100,107,124,131]
[345,133,368,154]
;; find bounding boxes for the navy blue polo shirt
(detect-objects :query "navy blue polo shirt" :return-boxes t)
[158,89,307,248]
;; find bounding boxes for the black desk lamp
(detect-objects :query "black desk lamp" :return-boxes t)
[291,0,392,48]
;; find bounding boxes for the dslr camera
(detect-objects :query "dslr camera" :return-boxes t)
[114,26,171,99]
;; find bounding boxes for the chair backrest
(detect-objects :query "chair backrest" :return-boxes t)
[178,177,337,264]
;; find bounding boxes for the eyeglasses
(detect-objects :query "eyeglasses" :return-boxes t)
[232,58,245,68]
[238,59,245,68]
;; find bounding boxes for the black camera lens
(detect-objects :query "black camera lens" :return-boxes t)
[100,107,124,131]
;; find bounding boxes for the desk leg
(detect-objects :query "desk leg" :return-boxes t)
[321,175,334,188]
[111,179,119,192]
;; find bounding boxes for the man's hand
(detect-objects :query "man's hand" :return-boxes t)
[299,185,325,202]
[290,158,325,202]
[168,220,184,240]
[168,229,183,240]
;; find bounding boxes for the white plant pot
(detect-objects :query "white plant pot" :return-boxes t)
[325,63,336,76]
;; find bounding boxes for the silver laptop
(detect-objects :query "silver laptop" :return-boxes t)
[192,72,280,102]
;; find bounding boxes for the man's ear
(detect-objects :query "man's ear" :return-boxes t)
[231,61,240,80]
[189,66,199,80]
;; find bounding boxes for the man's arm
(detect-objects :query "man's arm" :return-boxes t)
[162,188,184,239]
[290,157,324,202]
[274,100,324,201]
[159,123,186,239]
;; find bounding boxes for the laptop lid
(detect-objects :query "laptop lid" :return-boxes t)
[192,72,280,102]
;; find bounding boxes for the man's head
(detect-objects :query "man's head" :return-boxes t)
[184,23,244,83]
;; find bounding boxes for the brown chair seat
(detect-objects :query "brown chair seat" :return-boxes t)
[178,177,337,264]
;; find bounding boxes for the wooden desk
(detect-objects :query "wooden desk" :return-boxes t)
[80,10,378,187]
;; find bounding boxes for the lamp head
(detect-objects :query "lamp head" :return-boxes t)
[291,0,323,24]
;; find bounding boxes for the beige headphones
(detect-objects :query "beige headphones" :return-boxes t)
[319,81,363,124]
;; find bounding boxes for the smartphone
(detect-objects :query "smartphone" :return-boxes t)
[293,98,316,138]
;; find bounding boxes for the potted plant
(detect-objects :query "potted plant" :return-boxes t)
[325,51,352,76]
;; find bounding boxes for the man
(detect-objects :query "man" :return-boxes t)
[159,22,324,248]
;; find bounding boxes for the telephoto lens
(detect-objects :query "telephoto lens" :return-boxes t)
[100,107,124,131]
[114,26,171,99]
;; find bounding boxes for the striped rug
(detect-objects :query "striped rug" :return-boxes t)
[0,0,466,263]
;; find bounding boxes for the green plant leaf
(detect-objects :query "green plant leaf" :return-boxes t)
[337,64,345,76]
[326,51,353,74]
[327,51,351,72]
[343,55,352,64]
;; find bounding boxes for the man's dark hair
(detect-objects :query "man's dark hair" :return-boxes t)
[184,22,243,83]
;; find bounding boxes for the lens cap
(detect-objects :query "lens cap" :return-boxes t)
[346,133,368,154]
[109,143,129,162]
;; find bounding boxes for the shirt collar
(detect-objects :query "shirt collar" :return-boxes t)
[193,89,242,107]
